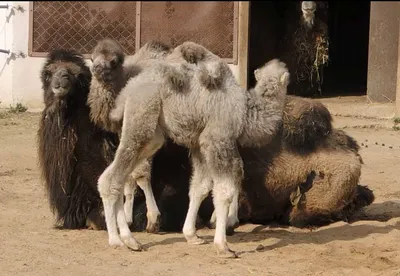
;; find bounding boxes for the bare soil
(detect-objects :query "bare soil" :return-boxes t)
[0,112,399,276]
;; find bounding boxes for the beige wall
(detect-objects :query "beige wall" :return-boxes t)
[367,2,400,104]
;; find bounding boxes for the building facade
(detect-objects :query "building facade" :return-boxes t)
[0,1,399,116]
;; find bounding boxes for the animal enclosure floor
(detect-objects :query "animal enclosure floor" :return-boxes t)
[0,112,399,276]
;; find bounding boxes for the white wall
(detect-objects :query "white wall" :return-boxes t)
[0,1,239,111]
[0,1,45,110]
[0,1,14,108]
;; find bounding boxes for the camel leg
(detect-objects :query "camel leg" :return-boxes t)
[209,192,239,235]
[116,192,142,250]
[226,191,240,235]
[136,175,161,234]
[212,175,240,258]
[182,150,213,245]
[200,135,243,258]
[98,126,164,251]
[124,177,137,227]
[98,157,142,250]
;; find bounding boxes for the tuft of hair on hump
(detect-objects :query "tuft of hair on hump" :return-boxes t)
[92,38,125,66]
[282,96,332,149]
[160,63,189,92]
[175,41,220,64]
[196,60,231,90]
[145,40,172,54]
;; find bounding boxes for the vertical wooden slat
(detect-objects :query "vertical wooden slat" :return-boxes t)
[135,1,141,53]
[238,1,250,88]
[28,2,34,57]
[232,1,239,65]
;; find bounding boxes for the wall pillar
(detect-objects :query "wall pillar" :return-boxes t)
[367,2,400,103]
[237,1,249,89]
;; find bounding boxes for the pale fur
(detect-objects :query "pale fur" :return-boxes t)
[301,1,317,28]
[87,39,171,233]
[97,41,290,258]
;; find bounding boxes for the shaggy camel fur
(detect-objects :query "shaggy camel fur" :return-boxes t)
[37,49,119,230]
[87,39,172,233]
[97,42,289,258]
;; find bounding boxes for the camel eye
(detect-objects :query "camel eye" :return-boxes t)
[110,58,118,68]
[45,71,52,82]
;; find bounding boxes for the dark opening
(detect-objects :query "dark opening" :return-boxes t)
[247,1,371,98]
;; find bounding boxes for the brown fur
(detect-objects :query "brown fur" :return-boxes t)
[37,49,118,230]
[283,95,333,151]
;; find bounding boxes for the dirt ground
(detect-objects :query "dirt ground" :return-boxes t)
[0,111,399,276]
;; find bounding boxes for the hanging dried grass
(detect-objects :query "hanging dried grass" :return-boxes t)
[291,24,330,94]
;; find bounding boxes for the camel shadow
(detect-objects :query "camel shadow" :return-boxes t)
[231,220,400,257]
[142,235,215,250]
[229,200,400,256]
[349,200,400,222]
[144,201,400,253]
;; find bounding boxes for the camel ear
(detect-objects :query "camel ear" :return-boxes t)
[254,69,260,82]
[280,72,290,86]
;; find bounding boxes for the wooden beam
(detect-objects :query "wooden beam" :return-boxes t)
[237,1,250,89]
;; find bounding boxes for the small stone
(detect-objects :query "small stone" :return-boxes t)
[256,244,265,251]
[382,143,385,146]
[389,146,393,149]
[361,143,364,146]
[365,145,368,148]
[375,142,378,145]
[365,139,368,142]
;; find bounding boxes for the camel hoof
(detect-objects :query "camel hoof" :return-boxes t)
[146,215,161,233]
[122,237,143,252]
[109,237,125,248]
[186,235,207,245]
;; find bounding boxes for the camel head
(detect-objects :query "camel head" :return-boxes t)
[41,49,91,102]
[301,1,317,28]
[91,38,125,82]
[254,59,290,89]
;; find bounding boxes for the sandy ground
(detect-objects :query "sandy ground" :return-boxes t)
[0,111,399,276]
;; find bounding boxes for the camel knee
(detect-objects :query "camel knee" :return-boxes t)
[98,166,125,200]
[212,176,239,204]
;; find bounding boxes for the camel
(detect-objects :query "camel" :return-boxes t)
[96,41,289,258]
[278,1,330,97]
[87,39,172,233]
[37,49,119,230]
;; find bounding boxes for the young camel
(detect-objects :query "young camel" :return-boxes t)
[97,41,290,258]
[87,39,172,233]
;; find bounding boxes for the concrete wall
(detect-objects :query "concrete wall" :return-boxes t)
[0,1,14,108]
[0,1,240,111]
[367,2,400,103]
[0,1,44,110]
